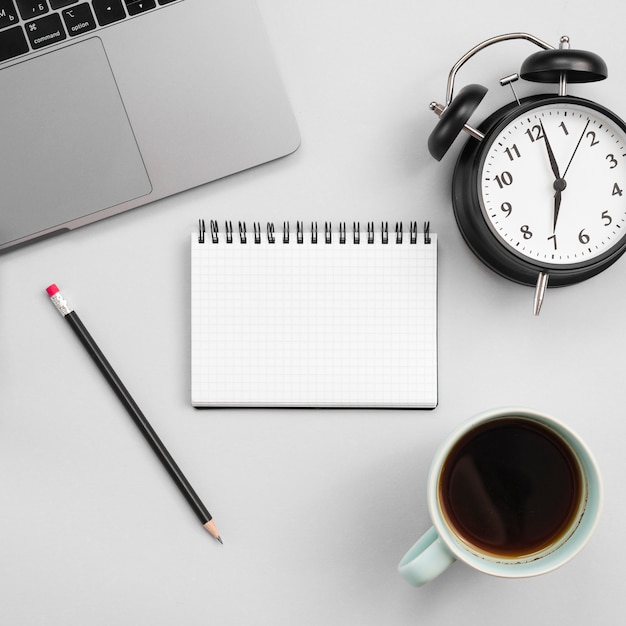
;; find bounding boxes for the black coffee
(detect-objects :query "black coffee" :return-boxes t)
[439,418,583,558]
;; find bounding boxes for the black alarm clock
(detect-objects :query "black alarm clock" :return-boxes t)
[429,32,626,314]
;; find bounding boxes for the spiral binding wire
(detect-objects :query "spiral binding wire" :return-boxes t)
[199,220,432,244]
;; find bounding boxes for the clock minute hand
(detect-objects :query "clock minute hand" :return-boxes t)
[540,121,566,232]
[540,121,561,179]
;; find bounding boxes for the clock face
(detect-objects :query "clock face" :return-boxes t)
[479,100,626,266]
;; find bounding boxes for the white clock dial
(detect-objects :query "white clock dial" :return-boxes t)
[479,101,626,265]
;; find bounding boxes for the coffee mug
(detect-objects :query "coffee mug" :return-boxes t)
[398,407,602,586]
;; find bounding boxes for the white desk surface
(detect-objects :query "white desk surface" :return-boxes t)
[2,1,624,624]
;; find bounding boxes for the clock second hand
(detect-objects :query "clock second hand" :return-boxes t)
[563,119,590,179]
[545,119,590,234]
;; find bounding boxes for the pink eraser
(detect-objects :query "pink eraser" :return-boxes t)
[46,284,60,296]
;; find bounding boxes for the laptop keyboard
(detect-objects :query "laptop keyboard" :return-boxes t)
[0,0,180,63]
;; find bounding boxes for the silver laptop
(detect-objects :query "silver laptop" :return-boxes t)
[0,0,300,252]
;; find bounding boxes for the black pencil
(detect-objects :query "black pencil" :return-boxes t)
[46,284,222,544]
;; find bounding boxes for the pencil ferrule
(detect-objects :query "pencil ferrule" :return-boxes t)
[50,292,73,317]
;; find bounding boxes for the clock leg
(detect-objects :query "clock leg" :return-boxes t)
[533,273,550,315]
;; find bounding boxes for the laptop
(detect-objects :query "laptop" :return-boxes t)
[0,0,300,252]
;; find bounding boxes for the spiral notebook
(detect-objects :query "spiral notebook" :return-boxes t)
[191,220,437,408]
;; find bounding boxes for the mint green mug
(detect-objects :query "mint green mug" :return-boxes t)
[398,407,602,586]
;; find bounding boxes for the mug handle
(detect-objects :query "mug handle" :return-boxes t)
[398,527,456,586]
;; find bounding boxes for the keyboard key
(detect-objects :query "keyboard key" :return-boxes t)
[125,0,155,16]
[25,12,65,48]
[0,24,28,61]
[0,1,20,29]
[0,2,18,29]
[62,2,95,36]
[50,0,78,9]
[158,0,177,4]
[92,0,125,26]
[15,0,48,20]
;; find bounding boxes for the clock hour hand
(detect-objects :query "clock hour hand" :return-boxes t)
[553,184,564,233]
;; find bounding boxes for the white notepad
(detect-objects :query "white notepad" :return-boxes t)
[191,220,437,408]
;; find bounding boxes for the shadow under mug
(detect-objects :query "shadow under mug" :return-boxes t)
[398,407,602,586]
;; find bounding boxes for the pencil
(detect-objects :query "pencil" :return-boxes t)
[46,284,222,544]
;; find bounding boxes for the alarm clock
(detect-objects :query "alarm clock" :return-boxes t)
[429,32,626,314]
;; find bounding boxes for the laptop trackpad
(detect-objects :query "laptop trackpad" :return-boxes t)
[0,37,151,246]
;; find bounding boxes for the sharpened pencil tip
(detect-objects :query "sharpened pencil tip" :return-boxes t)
[203,519,222,543]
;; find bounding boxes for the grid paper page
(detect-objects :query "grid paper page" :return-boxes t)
[191,228,437,408]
